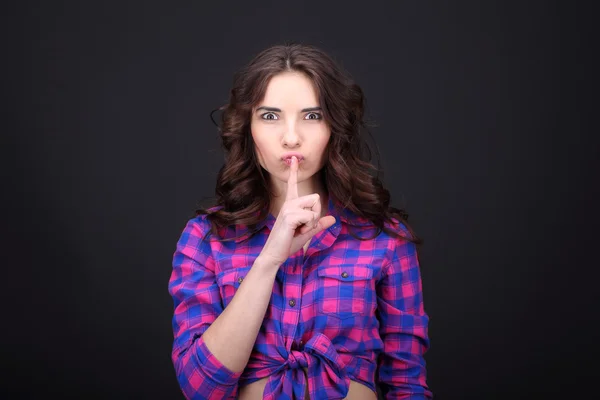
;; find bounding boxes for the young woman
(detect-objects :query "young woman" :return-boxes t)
[168,43,432,400]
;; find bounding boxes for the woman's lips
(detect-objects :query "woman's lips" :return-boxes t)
[283,157,304,166]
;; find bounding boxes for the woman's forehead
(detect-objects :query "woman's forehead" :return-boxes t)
[259,72,319,106]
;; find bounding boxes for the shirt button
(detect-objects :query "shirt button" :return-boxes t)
[238,277,244,284]
[341,271,349,278]
[289,299,296,307]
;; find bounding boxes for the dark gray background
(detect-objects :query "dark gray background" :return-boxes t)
[2,1,597,399]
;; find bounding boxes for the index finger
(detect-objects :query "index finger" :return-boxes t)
[286,156,299,201]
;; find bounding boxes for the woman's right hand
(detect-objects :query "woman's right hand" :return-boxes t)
[258,156,337,267]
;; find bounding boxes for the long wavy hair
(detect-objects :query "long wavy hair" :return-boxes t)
[194,43,422,246]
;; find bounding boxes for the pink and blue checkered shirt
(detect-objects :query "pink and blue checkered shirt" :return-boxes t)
[168,196,432,399]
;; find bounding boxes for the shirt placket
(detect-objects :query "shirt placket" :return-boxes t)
[282,254,303,349]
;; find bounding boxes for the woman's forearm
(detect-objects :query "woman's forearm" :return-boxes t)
[201,256,280,373]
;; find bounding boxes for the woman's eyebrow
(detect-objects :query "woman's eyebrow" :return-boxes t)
[255,106,322,113]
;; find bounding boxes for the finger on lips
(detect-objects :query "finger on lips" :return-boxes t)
[286,156,298,200]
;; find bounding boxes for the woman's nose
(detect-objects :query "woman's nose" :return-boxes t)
[282,124,300,146]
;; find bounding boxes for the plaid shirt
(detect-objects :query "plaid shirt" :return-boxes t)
[168,196,432,399]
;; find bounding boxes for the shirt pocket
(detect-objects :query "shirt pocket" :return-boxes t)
[316,264,374,320]
[216,266,252,309]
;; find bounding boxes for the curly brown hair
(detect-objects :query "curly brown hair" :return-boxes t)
[194,42,422,246]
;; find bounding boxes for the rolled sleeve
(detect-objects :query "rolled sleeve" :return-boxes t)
[175,334,242,399]
[376,227,432,399]
[168,217,241,399]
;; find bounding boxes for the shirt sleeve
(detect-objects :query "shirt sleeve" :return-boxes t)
[376,227,433,399]
[168,217,242,399]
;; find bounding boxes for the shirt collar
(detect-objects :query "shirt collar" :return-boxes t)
[210,194,372,243]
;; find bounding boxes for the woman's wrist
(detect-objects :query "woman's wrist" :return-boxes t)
[253,255,282,275]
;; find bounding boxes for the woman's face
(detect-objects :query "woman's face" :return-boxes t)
[251,71,331,186]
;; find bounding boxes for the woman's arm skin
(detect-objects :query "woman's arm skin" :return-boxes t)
[201,256,279,372]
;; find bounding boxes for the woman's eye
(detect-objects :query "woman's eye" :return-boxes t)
[261,112,278,120]
[260,112,321,121]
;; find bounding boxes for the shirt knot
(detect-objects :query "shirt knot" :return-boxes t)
[286,350,308,370]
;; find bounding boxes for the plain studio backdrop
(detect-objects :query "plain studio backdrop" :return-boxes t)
[2,1,597,399]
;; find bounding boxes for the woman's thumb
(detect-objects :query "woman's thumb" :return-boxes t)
[317,216,337,232]
[296,216,336,238]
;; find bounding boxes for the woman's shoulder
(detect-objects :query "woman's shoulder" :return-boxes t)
[379,215,418,248]
[181,205,224,239]
[383,215,412,236]
[337,201,412,236]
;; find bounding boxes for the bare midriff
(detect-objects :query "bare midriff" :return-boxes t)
[238,368,377,400]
